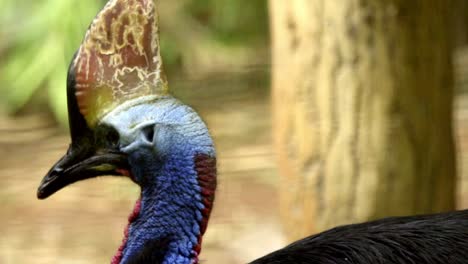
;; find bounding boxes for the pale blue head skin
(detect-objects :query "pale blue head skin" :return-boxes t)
[101,96,215,264]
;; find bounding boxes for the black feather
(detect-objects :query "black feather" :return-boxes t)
[250,210,468,264]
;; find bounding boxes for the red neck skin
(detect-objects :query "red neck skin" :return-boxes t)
[111,198,142,264]
[193,154,217,261]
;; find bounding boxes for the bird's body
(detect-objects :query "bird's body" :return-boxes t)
[36,0,468,263]
[251,210,468,264]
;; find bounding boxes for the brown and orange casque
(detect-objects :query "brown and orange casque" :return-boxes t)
[72,0,168,128]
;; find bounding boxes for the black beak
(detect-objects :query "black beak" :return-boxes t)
[37,141,129,199]
[37,50,131,200]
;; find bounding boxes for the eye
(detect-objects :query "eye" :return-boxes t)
[142,125,155,144]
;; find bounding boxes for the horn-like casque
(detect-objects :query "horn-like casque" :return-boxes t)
[72,0,168,127]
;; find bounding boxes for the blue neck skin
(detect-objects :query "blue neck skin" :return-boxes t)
[102,97,215,264]
[120,150,204,264]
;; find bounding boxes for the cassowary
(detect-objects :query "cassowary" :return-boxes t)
[37,0,468,263]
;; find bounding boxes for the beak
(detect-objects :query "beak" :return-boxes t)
[37,141,129,199]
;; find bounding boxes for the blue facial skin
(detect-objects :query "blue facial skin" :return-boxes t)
[101,96,215,264]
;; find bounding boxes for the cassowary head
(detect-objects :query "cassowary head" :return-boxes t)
[37,1,216,263]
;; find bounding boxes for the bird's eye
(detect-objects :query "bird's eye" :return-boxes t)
[142,125,155,144]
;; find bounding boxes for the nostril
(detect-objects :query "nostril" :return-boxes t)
[142,125,155,144]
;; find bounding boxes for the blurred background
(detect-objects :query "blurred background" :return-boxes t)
[0,0,467,263]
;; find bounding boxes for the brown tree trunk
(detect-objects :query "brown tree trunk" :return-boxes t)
[453,0,468,47]
[270,0,456,242]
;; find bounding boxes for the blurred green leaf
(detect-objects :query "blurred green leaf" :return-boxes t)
[0,0,104,125]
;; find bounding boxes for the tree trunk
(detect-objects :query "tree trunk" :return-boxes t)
[270,0,456,242]
[453,0,468,47]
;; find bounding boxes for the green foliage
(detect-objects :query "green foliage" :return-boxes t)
[0,0,269,126]
[187,0,268,44]
[0,0,104,124]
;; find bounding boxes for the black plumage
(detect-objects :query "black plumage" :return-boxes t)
[250,210,468,264]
